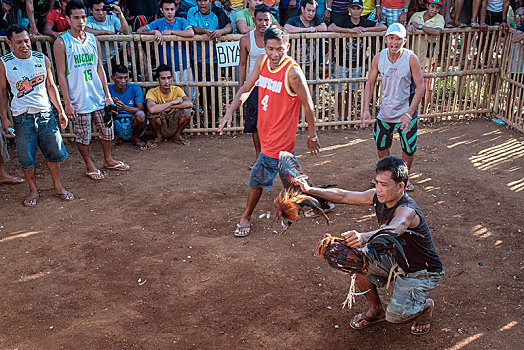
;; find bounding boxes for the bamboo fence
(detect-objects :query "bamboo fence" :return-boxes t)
[0,26,519,136]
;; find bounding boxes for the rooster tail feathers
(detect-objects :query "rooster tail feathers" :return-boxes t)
[367,230,409,268]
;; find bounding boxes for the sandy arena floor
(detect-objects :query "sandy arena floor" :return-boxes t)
[0,118,523,349]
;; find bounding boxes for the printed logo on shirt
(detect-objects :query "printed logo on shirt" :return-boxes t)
[258,75,283,93]
[35,64,42,68]
[15,72,45,98]
[12,67,17,70]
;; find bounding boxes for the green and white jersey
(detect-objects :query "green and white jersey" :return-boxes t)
[61,31,105,114]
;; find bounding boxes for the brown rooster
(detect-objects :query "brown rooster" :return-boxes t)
[274,151,334,233]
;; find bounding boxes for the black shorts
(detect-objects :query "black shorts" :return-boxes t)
[486,10,503,25]
[244,87,258,133]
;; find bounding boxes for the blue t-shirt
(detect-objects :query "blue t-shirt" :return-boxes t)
[187,6,231,63]
[147,18,192,70]
[108,83,145,118]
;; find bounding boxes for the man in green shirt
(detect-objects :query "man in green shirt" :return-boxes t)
[236,0,277,33]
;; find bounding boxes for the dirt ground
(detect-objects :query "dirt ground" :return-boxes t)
[0,118,523,349]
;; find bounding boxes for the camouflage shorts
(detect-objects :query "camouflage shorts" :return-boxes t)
[366,255,444,323]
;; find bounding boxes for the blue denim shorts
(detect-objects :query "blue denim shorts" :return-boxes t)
[366,256,444,323]
[12,110,68,169]
[248,153,280,189]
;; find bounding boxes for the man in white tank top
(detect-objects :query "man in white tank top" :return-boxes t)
[362,23,424,192]
[0,24,73,207]
[238,5,272,165]
[54,0,129,181]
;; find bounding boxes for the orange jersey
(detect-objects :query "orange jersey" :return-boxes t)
[257,55,301,159]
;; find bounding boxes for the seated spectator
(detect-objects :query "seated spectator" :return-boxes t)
[146,64,194,147]
[279,0,299,25]
[236,0,277,33]
[2,0,54,35]
[188,0,232,115]
[328,0,386,115]
[367,0,411,26]
[324,0,351,25]
[217,0,244,33]
[407,0,444,112]
[109,65,148,149]
[120,0,161,32]
[44,0,71,40]
[480,0,510,29]
[86,0,130,71]
[137,0,195,94]
[284,0,327,77]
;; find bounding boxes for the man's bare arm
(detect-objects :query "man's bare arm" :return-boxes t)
[288,66,316,139]
[238,34,249,87]
[44,57,65,115]
[53,38,73,106]
[407,54,424,117]
[217,54,264,133]
[0,61,11,131]
[95,40,111,101]
[236,20,254,34]
[304,185,376,206]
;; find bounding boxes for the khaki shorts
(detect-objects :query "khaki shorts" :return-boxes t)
[150,108,191,139]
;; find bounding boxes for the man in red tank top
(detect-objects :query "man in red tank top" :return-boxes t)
[218,26,320,237]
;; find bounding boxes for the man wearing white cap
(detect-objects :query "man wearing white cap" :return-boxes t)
[362,23,424,192]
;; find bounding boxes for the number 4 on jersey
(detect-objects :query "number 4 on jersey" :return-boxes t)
[261,94,269,111]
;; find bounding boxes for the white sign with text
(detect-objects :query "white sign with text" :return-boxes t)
[216,41,240,68]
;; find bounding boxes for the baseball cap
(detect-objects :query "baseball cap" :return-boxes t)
[349,0,363,8]
[385,23,407,39]
[427,0,444,5]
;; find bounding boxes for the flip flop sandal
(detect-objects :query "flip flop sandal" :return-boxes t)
[234,224,250,237]
[105,161,130,171]
[411,319,432,335]
[349,313,386,330]
[86,170,105,180]
[23,195,39,207]
[54,191,75,201]
[0,176,25,184]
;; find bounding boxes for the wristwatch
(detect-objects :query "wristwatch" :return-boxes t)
[309,135,318,142]
[418,23,423,29]
[326,7,332,12]
[402,8,408,13]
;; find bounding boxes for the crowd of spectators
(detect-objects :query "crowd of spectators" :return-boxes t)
[0,0,520,142]
[0,0,518,37]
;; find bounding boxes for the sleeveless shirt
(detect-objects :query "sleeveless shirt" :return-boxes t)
[377,48,413,123]
[1,51,51,116]
[61,31,106,114]
[257,55,301,159]
[373,193,443,273]
[248,29,266,76]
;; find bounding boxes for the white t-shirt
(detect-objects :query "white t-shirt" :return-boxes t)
[86,14,122,62]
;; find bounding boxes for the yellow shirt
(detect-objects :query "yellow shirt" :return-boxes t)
[362,0,375,17]
[146,86,186,117]
[408,11,445,65]
[231,0,244,8]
